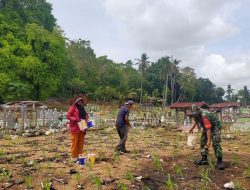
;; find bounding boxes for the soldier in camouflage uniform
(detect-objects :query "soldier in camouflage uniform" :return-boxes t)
[188,105,224,170]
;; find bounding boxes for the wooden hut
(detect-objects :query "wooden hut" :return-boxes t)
[210,102,240,123]
[170,102,210,126]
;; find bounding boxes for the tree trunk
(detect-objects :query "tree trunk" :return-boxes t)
[140,72,143,105]
[177,90,183,103]
[162,73,169,108]
[35,83,40,100]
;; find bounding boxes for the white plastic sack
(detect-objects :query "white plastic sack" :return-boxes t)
[187,134,196,148]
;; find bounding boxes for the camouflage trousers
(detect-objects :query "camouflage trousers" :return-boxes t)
[200,126,223,158]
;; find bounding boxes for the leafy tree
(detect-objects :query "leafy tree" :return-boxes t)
[238,86,250,106]
[177,67,197,102]
[194,78,218,104]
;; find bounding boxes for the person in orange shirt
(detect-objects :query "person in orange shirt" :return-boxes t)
[188,105,224,170]
[67,94,88,162]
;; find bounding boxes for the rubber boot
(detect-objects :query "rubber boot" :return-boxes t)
[217,157,225,170]
[194,155,209,165]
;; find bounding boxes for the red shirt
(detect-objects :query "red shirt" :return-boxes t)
[66,104,88,133]
[202,117,212,129]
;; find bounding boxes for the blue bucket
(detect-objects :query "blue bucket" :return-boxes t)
[78,157,86,166]
[88,121,93,128]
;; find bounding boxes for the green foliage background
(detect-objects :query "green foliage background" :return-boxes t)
[1,0,249,105]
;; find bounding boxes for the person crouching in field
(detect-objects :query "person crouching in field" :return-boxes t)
[67,94,88,162]
[188,105,224,170]
[115,100,134,153]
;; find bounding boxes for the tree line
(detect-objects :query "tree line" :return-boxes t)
[0,0,249,106]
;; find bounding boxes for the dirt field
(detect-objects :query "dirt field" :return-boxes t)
[0,126,250,190]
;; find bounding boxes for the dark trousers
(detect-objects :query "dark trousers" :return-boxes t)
[116,125,128,151]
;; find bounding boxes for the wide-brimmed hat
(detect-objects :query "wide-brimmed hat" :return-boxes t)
[70,94,88,106]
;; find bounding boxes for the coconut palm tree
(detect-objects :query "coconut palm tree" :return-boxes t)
[226,84,234,101]
[136,53,150,105]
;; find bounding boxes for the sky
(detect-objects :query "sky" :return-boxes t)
[48,0,250,90]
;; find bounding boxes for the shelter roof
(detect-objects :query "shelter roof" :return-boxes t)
[210,102,240,109]
[170,102,209,110]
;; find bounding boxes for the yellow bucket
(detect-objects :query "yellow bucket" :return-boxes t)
[87,154,96,166]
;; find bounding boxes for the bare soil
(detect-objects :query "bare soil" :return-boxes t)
[0,127,250,190]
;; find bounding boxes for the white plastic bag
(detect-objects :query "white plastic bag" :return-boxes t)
[187,134,196,148]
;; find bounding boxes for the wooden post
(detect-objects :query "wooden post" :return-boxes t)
[220,109,223,124]
[21,107,25,131]
[175,109,179,127]
[35,110,38,128]
[3,108,6,128]
[233,108,236,122]
[42,106,46,127]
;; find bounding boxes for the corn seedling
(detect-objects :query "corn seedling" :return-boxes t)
[1,168,12,182]
[123,172,134,181]
[208,158,215,172]
[85,161,93,171]
[231,153,241,166]
[25,175,33,189]
[11,155,16,163]
[143,185,151,190]
[41,179,52,190]
[152,153,163,171]
[0,149,6,159]
[117,181,128,190]
[98,149,105,161]
[75,172,81,184]
[244,164,250,178]
[113,152,120,163]
[173,165,183,177]
[90,174,102,190]
[199,167,212,188]
[165,173,177,190]
[172,146,179,159]
[234,181,246,190]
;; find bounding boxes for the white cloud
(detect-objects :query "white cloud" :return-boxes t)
[199,53,250,90]
[103,0,239,50]
[49,0,249,90]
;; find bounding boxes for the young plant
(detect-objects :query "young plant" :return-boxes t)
[244,164,250,178]
[165,174,177,190]
[0,148,6,159]
[113,152,120,164]
[143,185,151,190]
[1,168,12,182]
[152,153,163,171]
[25,175,33,189]
[208,158,215,172]
[41,179,52,190]
[173,165,183,177]
[98,149,105,161]
[75,172,81,185]
[90,174,102,190]
[231,153,241,166]
[234,180,246,190]
[117,181,128,190]
[123,172,134,181]
[199,167,212,188]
